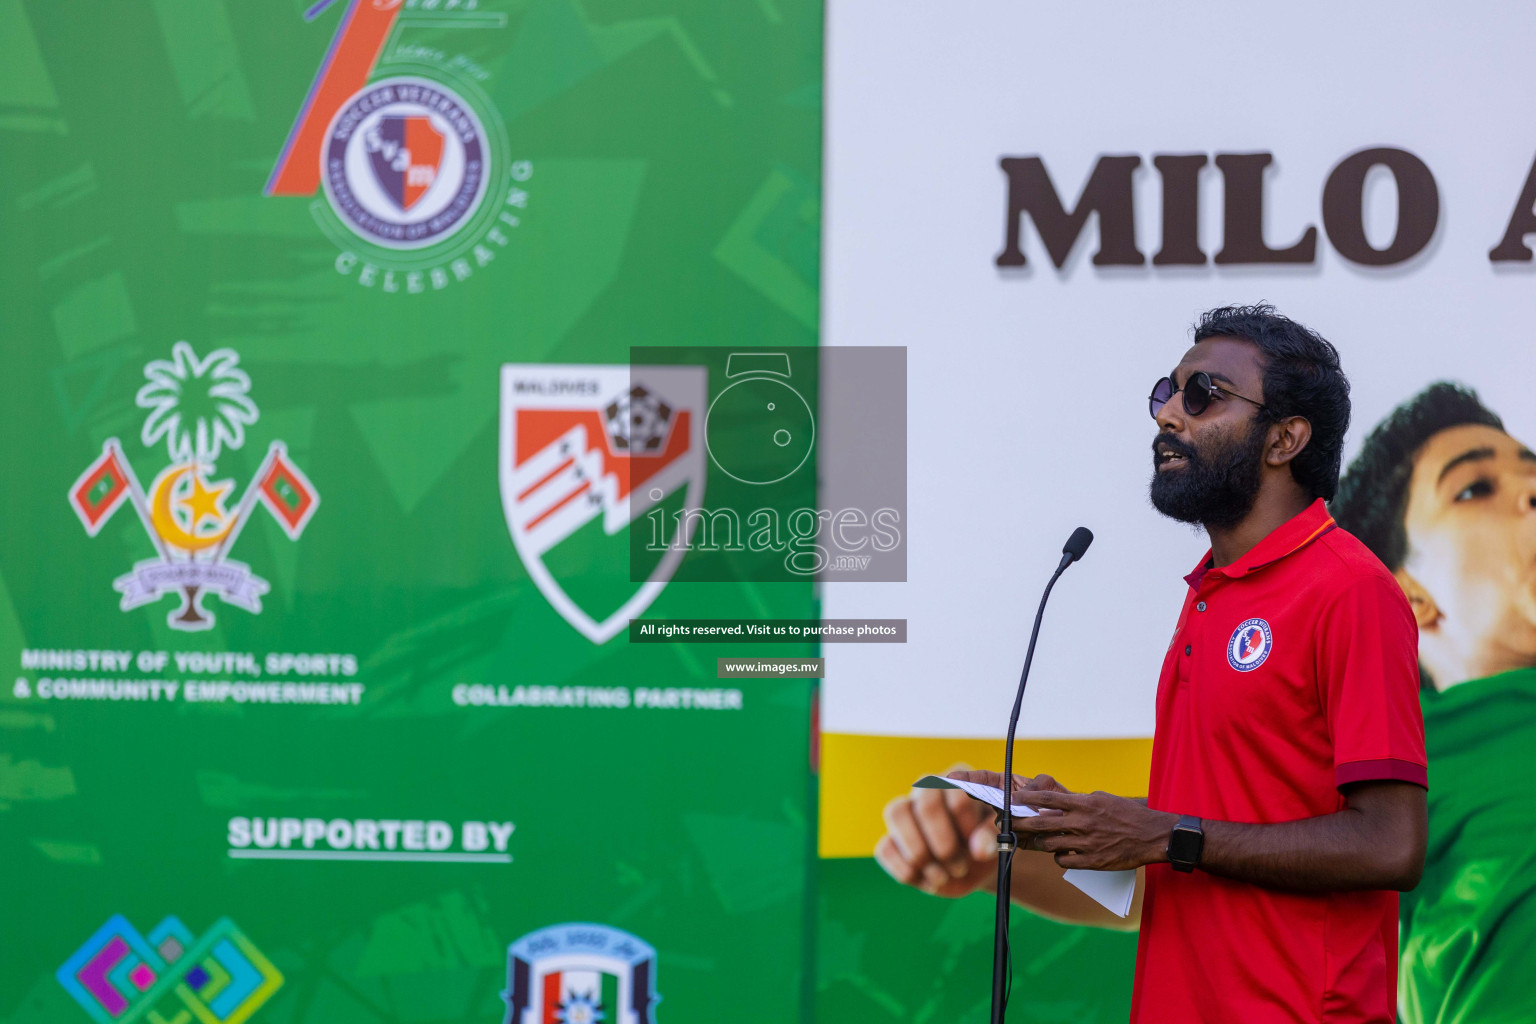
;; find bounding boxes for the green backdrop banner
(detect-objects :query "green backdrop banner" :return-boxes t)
[1,3,822,1023]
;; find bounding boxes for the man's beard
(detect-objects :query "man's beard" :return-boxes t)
[1149,419,1268,530]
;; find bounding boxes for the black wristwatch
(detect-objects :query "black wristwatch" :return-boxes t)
[1167,814,1204,873]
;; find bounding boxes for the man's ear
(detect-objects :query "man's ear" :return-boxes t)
[1394,568,1441,630]
[1265,415,1313,467]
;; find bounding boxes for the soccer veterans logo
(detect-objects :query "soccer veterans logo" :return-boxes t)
[68,342,318,631]
[265,0,526,293]
[321,77,489,250]
[501,923,658,1024]
[1228,617,1273,671]
[57,915,282,1024]
[500,365,706,644]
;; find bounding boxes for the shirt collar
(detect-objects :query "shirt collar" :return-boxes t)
[1183,498,1337,590]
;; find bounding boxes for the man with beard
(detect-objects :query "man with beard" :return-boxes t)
[877,306,1428,1023]
[1331,383,1536,1024]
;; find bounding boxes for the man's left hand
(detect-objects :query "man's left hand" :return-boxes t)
[1014,790,1178,871]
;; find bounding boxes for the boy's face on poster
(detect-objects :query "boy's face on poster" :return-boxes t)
[1401,424,1536,687]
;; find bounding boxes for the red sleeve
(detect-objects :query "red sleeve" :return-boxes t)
[1317,575,1428,789]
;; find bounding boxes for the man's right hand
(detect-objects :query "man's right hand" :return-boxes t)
[874,769,1073,897]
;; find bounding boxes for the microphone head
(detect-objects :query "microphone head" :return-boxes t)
[1062,526,1094,563]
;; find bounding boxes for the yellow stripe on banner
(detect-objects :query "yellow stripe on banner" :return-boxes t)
[818,733,1154,858]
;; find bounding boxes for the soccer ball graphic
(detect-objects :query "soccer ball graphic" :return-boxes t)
[605,385,674,454]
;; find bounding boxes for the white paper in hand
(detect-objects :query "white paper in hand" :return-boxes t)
[913,773,1042,818]
[912,775,1137,917]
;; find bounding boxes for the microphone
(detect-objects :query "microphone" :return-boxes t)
[990,526,1094,1024]
[1060,526,1094,566]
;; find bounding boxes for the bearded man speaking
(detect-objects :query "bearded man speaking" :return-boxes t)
[878,306,1428,1023]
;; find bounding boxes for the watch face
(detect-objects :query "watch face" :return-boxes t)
[1169,825,1202,865]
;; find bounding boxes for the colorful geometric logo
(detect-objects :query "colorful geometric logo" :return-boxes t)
[500,365,707,644]
[57,915,283,1024]
[68,342,319,631]
[501,922,658,1024]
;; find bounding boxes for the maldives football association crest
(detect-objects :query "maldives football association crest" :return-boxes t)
[501,923,658,1024]
[500,365,705,644]
[68,342,319,631]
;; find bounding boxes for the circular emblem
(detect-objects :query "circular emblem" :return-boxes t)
[321,77,490,250]
[704,376,816,486]
[1227,618,1273,671]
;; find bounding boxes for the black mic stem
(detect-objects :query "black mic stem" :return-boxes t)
[990,527,1092,1024]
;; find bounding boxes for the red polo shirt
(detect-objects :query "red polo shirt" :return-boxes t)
[1129,499,1427,1024]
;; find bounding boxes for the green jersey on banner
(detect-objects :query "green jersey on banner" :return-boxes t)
[1400,668,1536,1024]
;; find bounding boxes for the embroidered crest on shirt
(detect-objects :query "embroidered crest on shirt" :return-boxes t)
[1227,618,1273,671]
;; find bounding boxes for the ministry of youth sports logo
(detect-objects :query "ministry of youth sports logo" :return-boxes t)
[68,342,318,631]
[1228,618,1273,671]
[323,77,489,250]
[501,923,658,1024]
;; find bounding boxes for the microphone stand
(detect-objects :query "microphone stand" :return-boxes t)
[990,538,1086,1024]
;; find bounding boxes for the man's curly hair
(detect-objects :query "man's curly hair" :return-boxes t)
[1193,304,1350,501]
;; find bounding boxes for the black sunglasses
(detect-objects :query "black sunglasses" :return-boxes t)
[1149,371,1265,419]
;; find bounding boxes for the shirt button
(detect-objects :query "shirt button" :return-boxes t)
[1184,645,1192,655]
[1196,602,1206,612]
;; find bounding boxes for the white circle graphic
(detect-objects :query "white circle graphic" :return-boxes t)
[704,376,815,485]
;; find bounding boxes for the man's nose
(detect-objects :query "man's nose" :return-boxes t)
[1516,471,1536,514]
[1154,391,1187,435]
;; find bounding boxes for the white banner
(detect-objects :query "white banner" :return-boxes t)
[820,0,1536,852]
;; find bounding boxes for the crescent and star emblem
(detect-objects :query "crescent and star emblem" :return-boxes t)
[149,464,235,552]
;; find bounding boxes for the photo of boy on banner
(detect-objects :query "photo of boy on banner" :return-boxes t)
[1332,382,1536,1024]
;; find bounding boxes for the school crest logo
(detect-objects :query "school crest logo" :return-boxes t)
[68,342,319,631]
[1227,617,1273,671]
[501,923,658,1024]
[57,914,282,1024]
[500,365,706,644]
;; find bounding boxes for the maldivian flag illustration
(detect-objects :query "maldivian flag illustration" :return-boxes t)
[541,969,618,1024]
[69,443,133,535]
[256,443,319,539]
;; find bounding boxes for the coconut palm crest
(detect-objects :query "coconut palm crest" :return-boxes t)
[132,341,260,627]
[137,341,258,464]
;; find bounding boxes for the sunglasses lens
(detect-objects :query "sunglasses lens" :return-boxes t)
[1183,373,1212,416]
[1149,377,1174,418]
